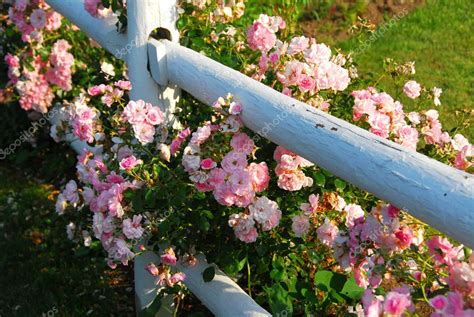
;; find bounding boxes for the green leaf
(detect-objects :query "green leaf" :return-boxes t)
[200,210,214,219]
[223,256,246,275]
[334,179,346,190]
[341,277,364,300]
[145,189,154,205]
[197,217,210,232]
[270,267,287,281]
[266,283,293,316]
[202,266,215,282]
[314,270,345,292]
[314,172,326,186]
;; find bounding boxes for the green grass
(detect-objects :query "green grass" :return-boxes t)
[338,0,474,140]
[0,165,135,316]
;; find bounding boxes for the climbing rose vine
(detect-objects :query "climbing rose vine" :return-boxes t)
[1,0,473,315]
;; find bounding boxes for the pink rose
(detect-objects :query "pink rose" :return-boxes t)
[316,218,339,247]
[115,80,132,90]
[190,125,211,145]
[344,204,365,227]
[201,158,217,170]
[161,248,177,266]
[426,236,462,267]
[45,12,62,31]
[169,272,186,285]
[30,9,46,29]
[383,289,413,316]
[362,290,382,317]
[145,263,160,276]
[119,155,143,171]
[249,196,281,231]
[122,100,148,125]
[368,112,391,139]
[207,168,227,189]
[132,122,156,145]
[353,98,376,121]
[291,215,310,237]
[300,194,319,214]
[248,162,270,193]
[396,125,419,151]
[214,183,237,206]
[229,169,252,196]
[229,102,242,115]
[122,215,144,239]
[146,107,164,126]
[403,80,421,99]
[229,213,258,243]
[298,74,316,93]
[84,0,105,18]
[287,36,309,55]
[455,144,473,171]
[394,225,413,250]
[230,133,254,155]
[221,151,248,172]
[277,170,311,191]
[304,43,331,64]
[247,21,277,52]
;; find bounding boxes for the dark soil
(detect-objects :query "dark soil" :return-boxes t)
[300,0,425,45]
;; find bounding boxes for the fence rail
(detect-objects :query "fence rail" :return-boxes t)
[44,1,474,316]
[152,39,474,249]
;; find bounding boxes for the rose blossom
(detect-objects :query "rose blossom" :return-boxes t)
[122,215,144,239]
[249,196,281,231]
[119,155,143,171]
[200,158,217,170]
[292,215,310,237]
[317,218,339,247]
[169,272,186,285]
[383,289,414,316]
[146,263,160,276]
[246,16,278,52]
[161,248,177,266]
[248,162,270,193]
[30,9,47,29]
[228,213,258,243]
[403,80,421,99]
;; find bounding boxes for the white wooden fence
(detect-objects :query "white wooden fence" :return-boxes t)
[45,1,474,316]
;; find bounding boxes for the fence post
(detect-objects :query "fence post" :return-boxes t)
[127,0,180,125]
[127,0,180,315]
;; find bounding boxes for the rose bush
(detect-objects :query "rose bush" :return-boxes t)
[1,0,473,315]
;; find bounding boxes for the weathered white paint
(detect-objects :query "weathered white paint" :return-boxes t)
[134,251,175,316]
[177,254,271,317]
[45,0,127,60]
[148,38,169,87]
[152,40,474,249]
[127,0,161,105]
[135,252,271,317]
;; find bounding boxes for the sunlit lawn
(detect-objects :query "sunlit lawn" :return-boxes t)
[338,0,473,139]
